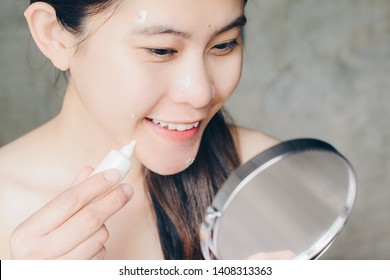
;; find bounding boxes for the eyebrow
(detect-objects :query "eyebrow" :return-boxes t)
[131,14,247,39]
[214,14,247,37]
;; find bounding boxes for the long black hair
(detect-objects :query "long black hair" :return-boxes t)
[146,110,240,259]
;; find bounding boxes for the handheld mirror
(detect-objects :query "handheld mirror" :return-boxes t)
[200,138,357,260]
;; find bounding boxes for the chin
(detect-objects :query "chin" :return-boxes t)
[144,153,195,175]
[148,165,188,176]
[135,143,199,176]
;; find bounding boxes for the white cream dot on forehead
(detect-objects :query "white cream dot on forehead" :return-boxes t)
[136,10,148,24]
[178,74,192,89]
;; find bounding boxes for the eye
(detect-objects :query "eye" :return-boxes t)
[145,48,177,59]
[211,40,240,56]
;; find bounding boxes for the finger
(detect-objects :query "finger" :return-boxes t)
[90,246,106,260]
[43,183,133,256]
[17,169,121,236]
[58,226,109,260]
[71,166,94,186]
[9,232,49,259]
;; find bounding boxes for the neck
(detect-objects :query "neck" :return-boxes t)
[52,85,144,186]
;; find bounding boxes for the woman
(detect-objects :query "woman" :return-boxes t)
[0,0,277,259]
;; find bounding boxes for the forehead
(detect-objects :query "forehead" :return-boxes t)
[112,0,245,33]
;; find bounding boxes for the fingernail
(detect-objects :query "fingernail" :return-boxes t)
[121,184,134,198]
[103,169,120,183]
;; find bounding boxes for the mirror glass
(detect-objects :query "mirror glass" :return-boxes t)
[200,139,357,260]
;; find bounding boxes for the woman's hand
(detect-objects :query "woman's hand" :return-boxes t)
[9,167,133,259]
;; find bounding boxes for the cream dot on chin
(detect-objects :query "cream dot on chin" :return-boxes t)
[185,158,195,168]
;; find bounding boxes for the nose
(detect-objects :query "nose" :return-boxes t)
[169,60,215,108]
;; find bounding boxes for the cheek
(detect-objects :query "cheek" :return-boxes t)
[212,53,243,102]
[69,46,174,141]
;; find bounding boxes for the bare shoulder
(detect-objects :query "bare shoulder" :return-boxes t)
[0,127,47,184]
[0,118,73,190]
[0,126,64,259]
[0,141,27,259]
[233,126,280,164]
[0,135,31,188]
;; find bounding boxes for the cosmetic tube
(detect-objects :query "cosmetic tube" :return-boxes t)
[91,140,136,180]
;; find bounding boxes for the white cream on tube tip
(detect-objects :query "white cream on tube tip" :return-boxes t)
[91,140,137,180]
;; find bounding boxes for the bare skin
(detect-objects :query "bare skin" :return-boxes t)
[0,0,279,259]
[0,121,277,259]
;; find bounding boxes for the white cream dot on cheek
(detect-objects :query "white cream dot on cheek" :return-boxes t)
[130,112,137,119]
[135,10,148,24]
[178,74,192,89]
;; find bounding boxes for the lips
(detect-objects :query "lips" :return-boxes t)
[146,118,200,132]
[144,117,201,142]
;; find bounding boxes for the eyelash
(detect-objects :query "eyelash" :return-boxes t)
[146,48,178,59]
[145,40,240,60]
[212,40,240,55]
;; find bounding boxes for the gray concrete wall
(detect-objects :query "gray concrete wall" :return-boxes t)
[1,0,389,259]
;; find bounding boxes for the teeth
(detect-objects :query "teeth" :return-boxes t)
[176,124,188,131]
[150,118,199,131]
[168,123,177,130]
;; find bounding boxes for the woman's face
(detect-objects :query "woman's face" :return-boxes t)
[68,0,246,175]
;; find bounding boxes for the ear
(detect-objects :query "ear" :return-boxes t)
[24,2,76,71]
